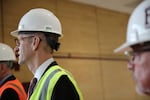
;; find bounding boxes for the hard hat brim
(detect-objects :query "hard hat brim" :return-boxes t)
[11,30,19,38]
[11,29,64,38]
[114,43,132,53]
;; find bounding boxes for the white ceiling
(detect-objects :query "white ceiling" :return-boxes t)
[70,0,143,14]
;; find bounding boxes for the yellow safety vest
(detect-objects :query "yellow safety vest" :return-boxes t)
[30,65,83,100]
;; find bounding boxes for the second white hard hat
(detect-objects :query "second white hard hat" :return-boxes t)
[114,0,150,53]
[11,8,62,37]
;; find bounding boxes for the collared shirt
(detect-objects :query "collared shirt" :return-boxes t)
[34,58,54,82]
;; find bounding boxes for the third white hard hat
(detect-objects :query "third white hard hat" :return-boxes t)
[114,0,150,53]
[0,43,16,61]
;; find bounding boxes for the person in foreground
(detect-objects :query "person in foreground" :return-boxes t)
[11,8,83,100]
[114,0,150,96]
[0,43,27,100]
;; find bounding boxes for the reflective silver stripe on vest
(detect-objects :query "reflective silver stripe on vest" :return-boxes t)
[39,68,61,100]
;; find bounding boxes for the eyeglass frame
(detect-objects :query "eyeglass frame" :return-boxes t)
[14,35,35,46]
[124,44,150,63]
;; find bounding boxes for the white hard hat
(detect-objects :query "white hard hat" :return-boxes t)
[115,0,150,53]
[11,8,62,37]
[0,43,16,61]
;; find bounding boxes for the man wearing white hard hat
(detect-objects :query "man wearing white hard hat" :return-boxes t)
[115,0,150,96]
[11,8,83,100]
[0,43,27,100]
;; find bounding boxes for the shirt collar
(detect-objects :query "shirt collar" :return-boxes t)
[34,58,54,81]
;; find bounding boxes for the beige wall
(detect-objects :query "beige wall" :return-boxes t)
[1,0,150,99]
[0,0,3,42]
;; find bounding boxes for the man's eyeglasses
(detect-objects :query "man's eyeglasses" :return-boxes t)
[15,35,34,46]
[124,45,150,62]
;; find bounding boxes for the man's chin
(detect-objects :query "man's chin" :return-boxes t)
[136,85,150,96]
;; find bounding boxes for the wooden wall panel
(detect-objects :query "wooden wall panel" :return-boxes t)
[57,0,99,55]
[97,9,129,56]
[0,1,3,42]
[102,61,135,100]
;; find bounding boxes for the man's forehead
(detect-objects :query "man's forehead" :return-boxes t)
[18,34,29,37]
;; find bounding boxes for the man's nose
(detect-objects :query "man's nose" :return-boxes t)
[127,61,135,71]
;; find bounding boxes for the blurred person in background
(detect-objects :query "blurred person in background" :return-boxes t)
[0,43,27,100]
[114,0,150,96]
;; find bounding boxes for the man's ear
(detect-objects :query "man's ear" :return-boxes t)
[32,36,41,51]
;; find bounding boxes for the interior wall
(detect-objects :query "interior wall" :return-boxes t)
[0,0,3,42]
[1,0,150,99]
